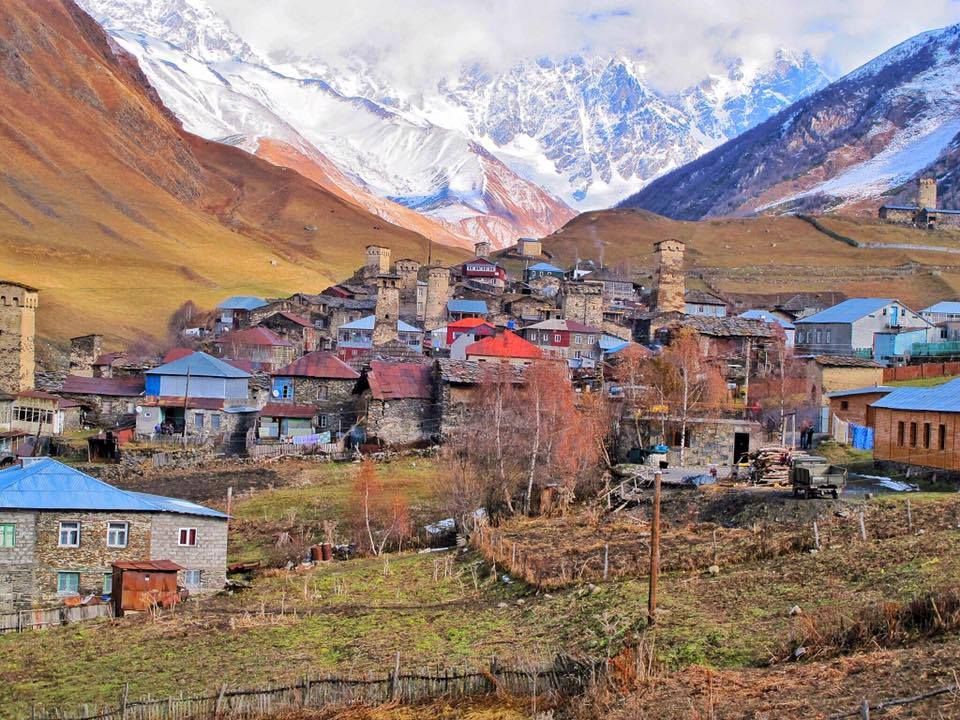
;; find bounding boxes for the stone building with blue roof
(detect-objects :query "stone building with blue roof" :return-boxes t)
[0,458,227,610]
[794,298,932,359]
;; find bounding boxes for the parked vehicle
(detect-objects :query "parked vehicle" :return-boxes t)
[791,456,846,499]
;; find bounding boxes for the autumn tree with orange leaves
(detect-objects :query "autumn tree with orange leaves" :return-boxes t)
[349,459,411,555]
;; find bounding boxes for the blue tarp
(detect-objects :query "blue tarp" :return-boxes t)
[850,424,874,450]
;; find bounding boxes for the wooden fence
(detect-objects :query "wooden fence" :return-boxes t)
[249,442,348,461]
[28,656,600,720]
[0,603,113,633]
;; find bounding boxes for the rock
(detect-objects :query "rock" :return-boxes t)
[835,510,850,518]
[917,529,926,535]
[809,549,818,555]
[497,602,508,609]
[792,646,807,660]
[789,605,802,616]
[590,585,602,595]
[707,565,720,576]
[516,598,526,605]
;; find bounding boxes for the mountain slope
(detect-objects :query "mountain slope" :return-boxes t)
[0,0,459,343]
[621,24,960,219]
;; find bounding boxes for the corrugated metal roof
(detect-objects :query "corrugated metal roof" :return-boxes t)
[447,299,489,314]
[466,331,543,360]
[0,458,226,518]
[260,403,316,418]
[61,376,144,397]
[814,355,884,368]
[922,301,960,314]
[871,378,960,412]
[525,319,603,333]
[881,204,919,211]
[146,351,251,379]
[796,298,894,325]
[215,327,292,347]
[825,385,895,398]
[113,560,183,571]
[367,361,432,400]
[527,262,564,273]
[739,309,796,330]
[217,296,267,311]
[340,315,422,332]
[273,351,360,379]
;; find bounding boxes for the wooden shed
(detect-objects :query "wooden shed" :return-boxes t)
[111,560,184,617]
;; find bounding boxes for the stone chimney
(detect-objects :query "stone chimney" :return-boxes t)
[474,241,491,259]
[372,274,400,345]
[69,334,102,378]
[653,239,685,314]
[424,266,450,331]
[919,177,937,210]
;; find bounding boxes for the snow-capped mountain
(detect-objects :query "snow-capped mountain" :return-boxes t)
[77,0,829,243]
[622,23,960,219]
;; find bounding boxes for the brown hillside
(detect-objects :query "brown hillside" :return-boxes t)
[544,209,960,309]
[0,0,463,345]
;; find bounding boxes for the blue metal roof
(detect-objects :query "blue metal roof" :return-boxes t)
[217,296,267,311]
[739,309,796,330]
[0,458,227,517]
[922,301,960,315]
[146,351,250,379]
[527,262,564,273]
[447,299,488,314]
[340,315,422,332]
[871,378,960,412]
[796,298,894,325]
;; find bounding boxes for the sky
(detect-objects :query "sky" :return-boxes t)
[207,0,960,92]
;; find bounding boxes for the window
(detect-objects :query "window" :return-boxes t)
[59,521,80,547]
[939,424,947,451]
[825,329,832,343]
[106,522,128,548]
[816,329,823,344]
[178,528,198,547]
[923,423,932,449]
[103,573,113,595]
[554,334,562,343]
[840,400,849,411]
[317,385,329,400]
[909,422,918,448]
[671,429,693,447]
[211,414,221,431]
[319,415,329,429]
[184,569,202,589]
[897,421,905,447]
[57,572,80,595]
[194,413,204,429]
[0,523,14,548]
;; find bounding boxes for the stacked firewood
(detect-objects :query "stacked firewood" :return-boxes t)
[750,447,804,485]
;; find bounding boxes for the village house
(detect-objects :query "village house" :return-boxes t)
[685,290,728,317]
[213,327,296,372]
[259,352,361,442]
[0,458,227,611]
[826,385,895,430]
[521,319,604,363]
[583,268,637,303]
[629,415,762,468]
[355,361,435,446]
[9,391,82,438]
[870,378,960,471]
[458,257,507,291]
[256,311,319,356]
[525,262,566,283]
[434,359,526,438]
[465,331,543,365]
[920,301,960,326]
[501,296,559,325]
[677,316,777,398]
[215,296,268,334]
[739,309,796,346]
[879,178,960,229]
[794,298,933,359]
[807,355,885,428]
[336,316,425,364]
[59,375,144,428]
[516,237,542,257]
[446,299,488,322]
[137,352,255,446]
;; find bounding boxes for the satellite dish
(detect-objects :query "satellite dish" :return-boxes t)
[271,389,281,398]
[135,406,143,414]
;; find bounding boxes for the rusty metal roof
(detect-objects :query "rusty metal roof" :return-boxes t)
[260,403,316,418]
[61,375,144,397]
[215,327,292,347]
[112,560,184,571]
[273,351,360,380]
[367,361,433,400]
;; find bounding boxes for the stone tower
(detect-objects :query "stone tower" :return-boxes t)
[653,239,686,314]
[372,274,400,345]
[424,266,450,331]
[919,177,937,210]
[0,281,38,394]
[69,334,102,378]
[561,281,604,327]
[365,245,392,278]
[474,241,491,259]
[395,258,421,291]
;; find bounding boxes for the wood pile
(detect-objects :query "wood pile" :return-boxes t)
[750,447,805,485]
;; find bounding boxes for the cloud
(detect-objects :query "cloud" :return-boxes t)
[207,0,960,92]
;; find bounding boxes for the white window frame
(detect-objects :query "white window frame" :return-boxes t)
[58,521,80,548]
[184,569,203,589]
[178,527,198,547]
[57,571,80,595]
[106,522,128,549]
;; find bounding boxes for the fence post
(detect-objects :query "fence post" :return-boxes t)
[813,520,820,551]
[859,511,867,542]
[906,499,913,533]
[390,651,401,701]
[647,470,662,627]
[120,683,129,720]
[603,544,609,581]
[860,698,870,719]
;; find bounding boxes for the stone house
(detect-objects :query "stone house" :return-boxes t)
[260,352,360,441]
[583,268,637,303]
[215,296,268,334]
[213,327,296,372]
[795,298,933,358]
[630,416,762,468]
[257,311,319,356]
[517,237,542,257]
[0,458,227,611]
[871,378,960,471]
[502,296,559,325]
[447,299,489,322]
[520,319,603,362]
[434,359,526,438]
[59,375,145,428]
[685,290,728,318]
[356,361,435,446]
[336,316,424,364]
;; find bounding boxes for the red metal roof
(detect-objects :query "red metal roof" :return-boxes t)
[216,327,292,347]
[162,347,194,364]
[273,351,360,380]
[265,311,313,328]
[367,361,433,401]
[448,317,494,331]
[260,402,317,418]
[112,560,184,572]
[466,331,543,360]
[61,375,144,397]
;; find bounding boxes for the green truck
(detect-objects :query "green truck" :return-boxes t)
[791,456,847,499]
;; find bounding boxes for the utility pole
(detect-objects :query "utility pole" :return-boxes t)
[647,470,662,626]
[181,367,191,441]
[743,338,752,419]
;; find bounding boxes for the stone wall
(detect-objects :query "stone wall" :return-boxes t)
[33,511,152,603]
[0,283,38,394]
[424,267,450,330]
[653,240,685,314]
[149,515,228,592]
[373,277,400,345]
[561,282,603,327]
[366,397,434,446]
[0,510,37,611]
[69,335,102,378]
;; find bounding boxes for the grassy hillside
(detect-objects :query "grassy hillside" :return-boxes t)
[543,209,960,309]
[0,0,463,346]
